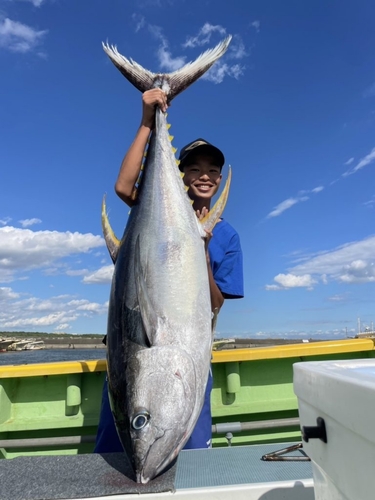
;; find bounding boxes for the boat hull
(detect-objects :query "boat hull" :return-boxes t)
[0,338,374,458]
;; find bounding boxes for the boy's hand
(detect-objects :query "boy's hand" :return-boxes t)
[196,207,209,220]
[141,89,168,129]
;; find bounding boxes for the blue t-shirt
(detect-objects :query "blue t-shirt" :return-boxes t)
[209,219,244,299]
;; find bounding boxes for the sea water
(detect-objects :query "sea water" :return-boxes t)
[0,348,106,366]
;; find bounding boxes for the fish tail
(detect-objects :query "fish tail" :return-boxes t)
[102,36,232,101]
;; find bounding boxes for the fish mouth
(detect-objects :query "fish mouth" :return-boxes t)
[138,451,177,484]
[137,472,150,484]
[135,431,179,484]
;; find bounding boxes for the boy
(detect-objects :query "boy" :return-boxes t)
[94,88,244,452]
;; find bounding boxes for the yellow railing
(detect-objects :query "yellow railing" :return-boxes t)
[0,338,374,378]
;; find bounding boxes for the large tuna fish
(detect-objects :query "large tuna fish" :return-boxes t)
[101,37,232,483]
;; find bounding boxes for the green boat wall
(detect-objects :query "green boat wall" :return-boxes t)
[0,338,374,459]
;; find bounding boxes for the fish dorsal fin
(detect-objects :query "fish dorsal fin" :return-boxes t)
[199,167,232,233]
[101,195,121,264]
[134,235,158,347]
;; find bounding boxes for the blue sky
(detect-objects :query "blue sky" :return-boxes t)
[1,0,374,339]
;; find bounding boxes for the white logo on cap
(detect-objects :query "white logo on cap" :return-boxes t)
[185,140,207,151]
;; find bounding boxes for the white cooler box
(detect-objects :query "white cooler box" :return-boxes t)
[294,359,375,500]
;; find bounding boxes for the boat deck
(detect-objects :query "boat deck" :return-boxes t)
[0,443,314,500]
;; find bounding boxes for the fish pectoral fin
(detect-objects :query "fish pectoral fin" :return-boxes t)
[199,167,232,233]
[134,236,158,347]
[102,195,121,264]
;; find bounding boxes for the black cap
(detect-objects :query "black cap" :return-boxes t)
[178,138,225,170]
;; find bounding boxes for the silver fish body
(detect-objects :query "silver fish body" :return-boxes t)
[102,38,232,483]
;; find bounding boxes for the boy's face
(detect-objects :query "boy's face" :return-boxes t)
[182,154,222,202]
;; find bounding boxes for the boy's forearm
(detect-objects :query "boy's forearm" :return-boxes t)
[207,260,224,312]
[115,124,151,206]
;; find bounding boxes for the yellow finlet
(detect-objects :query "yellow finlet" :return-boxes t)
[172,147,177,154]
[167,123,171,130]
[180,172,185,178]
[131,187,138,201]
[168,135,174,141]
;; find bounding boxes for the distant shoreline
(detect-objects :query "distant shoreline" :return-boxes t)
[43,344,106,350]
[1,334,361,352]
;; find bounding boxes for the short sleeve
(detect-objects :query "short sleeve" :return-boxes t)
[209,223,244,299]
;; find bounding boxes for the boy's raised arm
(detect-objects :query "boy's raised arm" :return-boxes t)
[115,89,168,207]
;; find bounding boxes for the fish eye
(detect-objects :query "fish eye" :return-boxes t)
[132,411,150,430]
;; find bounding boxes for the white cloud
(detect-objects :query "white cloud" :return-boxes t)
[0,226,104,282]
[138,23,246,83]
[200,34,247,84]
[343,146,375,176]
[19,218,42,227]
[66,269,90,277]
[202,62,245,84]
[266,235,375,290]
[183,26,248,84]
[148,24,186,71]
[228,36,248,59]
[339,259,374,284]
[328,294,347,302]
[265,273,316,290]
[344,157,354,165]
[251,20,260,33]
[267,185,324,218]
[183,23,227,48]
[13,0,46,6]
[363,195,375,208]
[67,299,106,312]
[0,287,20,300]
[131,13,145,33]
[83,265,114,284]
[0,217,11,226]
[267,197,299,218]
[264,284,282,291]
[0,290,108,330]
[0,17,47,53]
[54,323,69,331]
